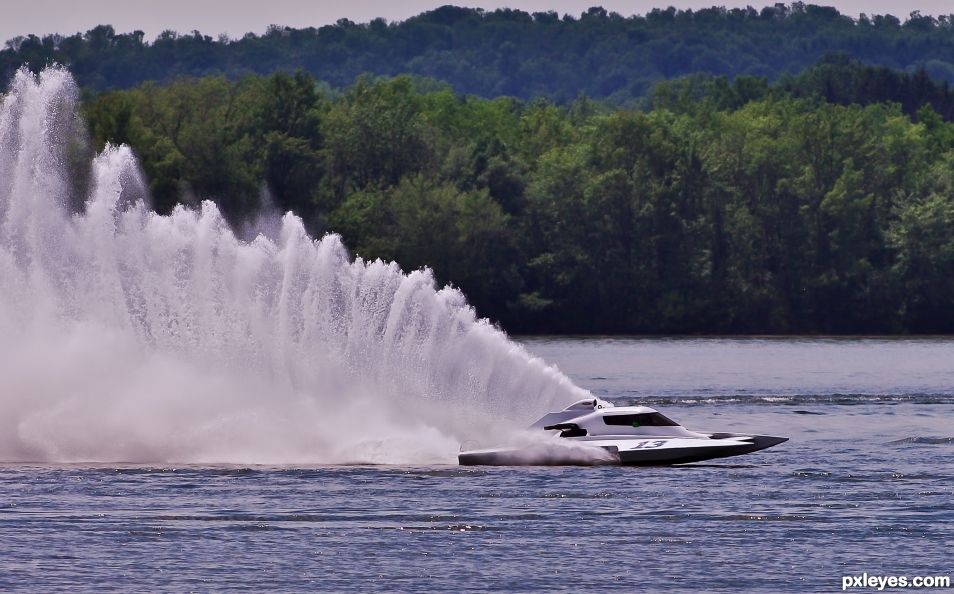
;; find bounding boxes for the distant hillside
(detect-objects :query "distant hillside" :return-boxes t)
[4,4,954,101]
[73,65,954,334]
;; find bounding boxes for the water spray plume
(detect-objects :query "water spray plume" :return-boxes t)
[0,66,590,464]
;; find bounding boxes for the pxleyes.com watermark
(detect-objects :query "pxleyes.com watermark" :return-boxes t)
[842,573,951,591]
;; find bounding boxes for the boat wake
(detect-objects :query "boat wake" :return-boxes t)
[887,437,954,445]
[0,66,589,464]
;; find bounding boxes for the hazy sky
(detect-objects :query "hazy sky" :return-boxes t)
[4,0,952,45]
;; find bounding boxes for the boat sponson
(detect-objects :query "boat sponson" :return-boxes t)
[617,435,788,465]
[458,445,618,466]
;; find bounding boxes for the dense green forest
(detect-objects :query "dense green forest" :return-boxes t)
[5,4,954,102]
[75,58,954,334]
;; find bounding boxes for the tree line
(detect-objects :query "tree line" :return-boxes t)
[78,63,954,334]
[5,3,954,102]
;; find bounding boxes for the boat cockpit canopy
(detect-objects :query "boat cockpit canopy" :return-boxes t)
[602,412,680,428]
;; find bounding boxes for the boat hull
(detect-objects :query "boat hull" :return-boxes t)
[458,435,788,466]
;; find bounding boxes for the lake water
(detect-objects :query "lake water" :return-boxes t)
[2,337,952,592]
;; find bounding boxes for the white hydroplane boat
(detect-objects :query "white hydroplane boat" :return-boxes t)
[459,398,788,466]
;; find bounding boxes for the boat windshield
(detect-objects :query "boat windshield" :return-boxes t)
[603,413,679,428]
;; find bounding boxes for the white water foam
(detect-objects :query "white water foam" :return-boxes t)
[0,67,591,464]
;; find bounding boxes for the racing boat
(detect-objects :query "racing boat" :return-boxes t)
[458,398,787,466]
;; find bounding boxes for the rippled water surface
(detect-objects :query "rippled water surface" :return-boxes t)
[2,338,953,592]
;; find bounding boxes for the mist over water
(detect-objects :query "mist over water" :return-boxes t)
[0,67,589,464]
